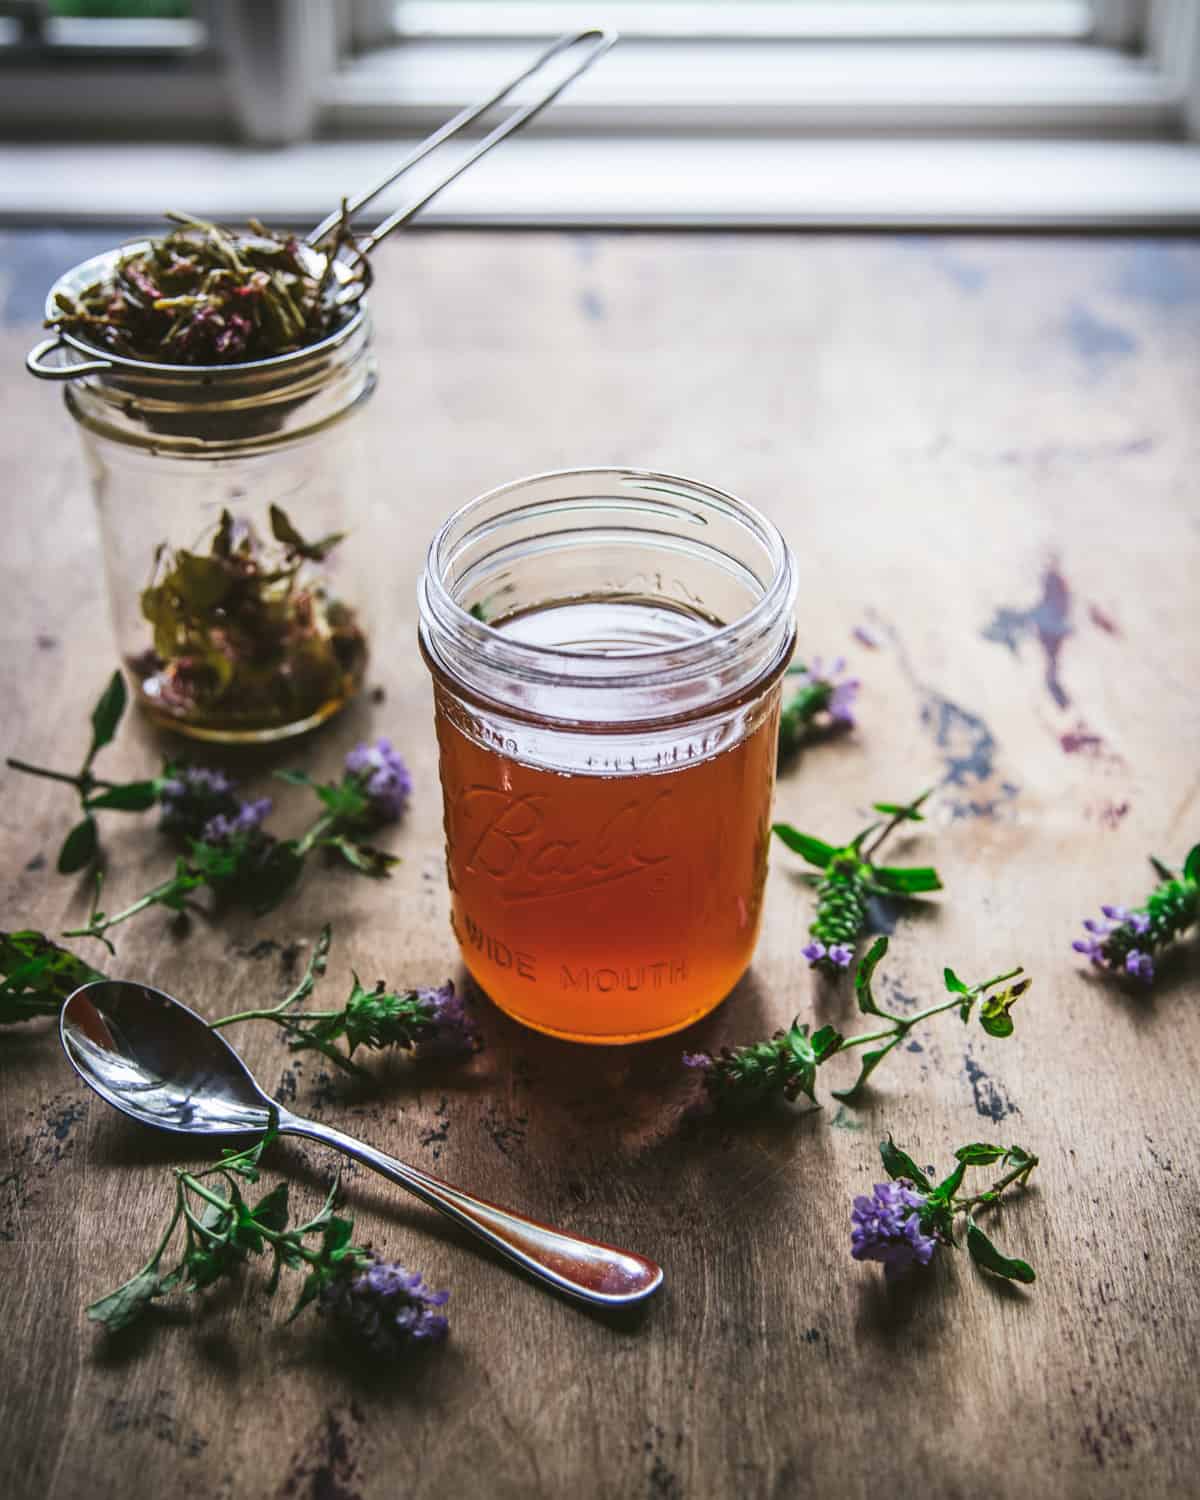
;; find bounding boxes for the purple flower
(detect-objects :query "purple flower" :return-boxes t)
[319,1255,449,1358]
[802,940,827,965]
[682,1051,712,1071]
[1073,903,1157,981]
[202,796,272,845]
[807,655,861,727]
[415,981,481,1060]
[827,943,854,968]
[159,763,240,840]
[850,1180,938,1281]
[345,738,412,823]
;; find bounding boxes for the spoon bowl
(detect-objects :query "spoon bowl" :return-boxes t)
[61,979,663,1309]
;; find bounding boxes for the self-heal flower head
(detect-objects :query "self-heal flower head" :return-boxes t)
[850,1179,938,1281]
[1072,846,1199,987]
[159,763,240,840]
[319,1255,449,1359]
[806,656,861,728]
[202,796,272,846]
[412,981,481,1061]
[344,738,412,823]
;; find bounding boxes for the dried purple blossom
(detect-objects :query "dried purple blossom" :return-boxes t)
[850,1180,938,1281]
[413,981,481,1060]
[319,1255,449,1358]
[344,738,412,823]
[779,654,861,753]
[202,796,272,845]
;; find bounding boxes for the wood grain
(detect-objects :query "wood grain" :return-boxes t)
[1,229,1198,1500]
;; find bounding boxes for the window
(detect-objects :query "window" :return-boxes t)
[0,1,1198,226]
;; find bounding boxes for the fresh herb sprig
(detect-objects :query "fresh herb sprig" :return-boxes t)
[0,930,103,1025]
[210,925,479,1072]
[6,672,163,874]
[778,655,860,755]
[773,788,942,973]
[851,1136,1039,1286]
[1073,843,1199,984]
[87,1129,449,1356]
[684,937,1030,1113]
[60,739,408,948]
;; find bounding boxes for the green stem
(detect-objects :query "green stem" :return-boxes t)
[955,1157,1039,1215]
[5,758,107,790]
[63,872,194,941]
[861,787,934,861]
[295,812,337,857]
[180,1173,323,1266]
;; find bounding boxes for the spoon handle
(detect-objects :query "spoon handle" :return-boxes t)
[278,1112,663,1308]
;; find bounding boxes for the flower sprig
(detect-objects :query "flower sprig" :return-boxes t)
[773,789,942,972]
[851,1136,1039,1286]
[1073,844,1198,985]
[87,1128,449,1356]
[778,655,860,756]
[684,937,1030,1113]
[6,672,162,873]
[210,925,479,1072]
[0,930,103,1026]
[60,739,408,949]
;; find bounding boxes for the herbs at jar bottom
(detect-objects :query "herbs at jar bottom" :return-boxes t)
[50,212,365,366]
[133,505,367,732]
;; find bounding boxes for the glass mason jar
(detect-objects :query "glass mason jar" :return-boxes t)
[418,467,797,1045]
[26,246,377,744]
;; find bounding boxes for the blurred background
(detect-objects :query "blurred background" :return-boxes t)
[0,0,1198,227]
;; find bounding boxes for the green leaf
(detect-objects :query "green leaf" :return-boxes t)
[86,671,127,765]
[86,780,159,812]
[771,825,837,868]
[809,1024,843,1062]
[1004,1144,1035,1169]
[1184,843,1200,885]
[288,1269,325,1322]
[943,967,969,995]
[269,504,345,562]
[86,1267,166,1332]
[274,768,314,788]
[321,836,399,879]
[873,801,925,822]
[879,1137,932,1192]
[870,865,943,895]
[830,1039,899,1103]
[954,1143,1008,1166]
[57,817,98,874]
[322,1216,355,1257]
[316,780,369,819]
[1149,855,1176,882]
[966,1220,1036,1284]
[251,1181,290,1235]
[930,1159,966,1203]
[979,978,1030,1040]
[854,937,890,1017]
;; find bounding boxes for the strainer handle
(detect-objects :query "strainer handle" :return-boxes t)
[26,334,114,381]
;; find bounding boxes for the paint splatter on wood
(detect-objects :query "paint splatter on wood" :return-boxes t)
[981,562,1073,708]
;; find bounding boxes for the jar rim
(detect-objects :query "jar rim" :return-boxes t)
[42,243,366,384]
[419,466,797,724]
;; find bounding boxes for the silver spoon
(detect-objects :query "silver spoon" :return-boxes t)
[60,979,663,1308]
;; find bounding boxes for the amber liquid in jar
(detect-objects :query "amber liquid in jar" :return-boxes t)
[433,599,780,1043]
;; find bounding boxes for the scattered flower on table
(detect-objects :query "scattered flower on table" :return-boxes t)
[1072,845,1198,986]
[320,1256,449,1357]
[778,654,861,754]
[773,790,942,975]
[683,937,1031,1114]
[851,1137,1039,1287]
[344,738,413,823]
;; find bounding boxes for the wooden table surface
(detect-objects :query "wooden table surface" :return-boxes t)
[1,229,1198,1500]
